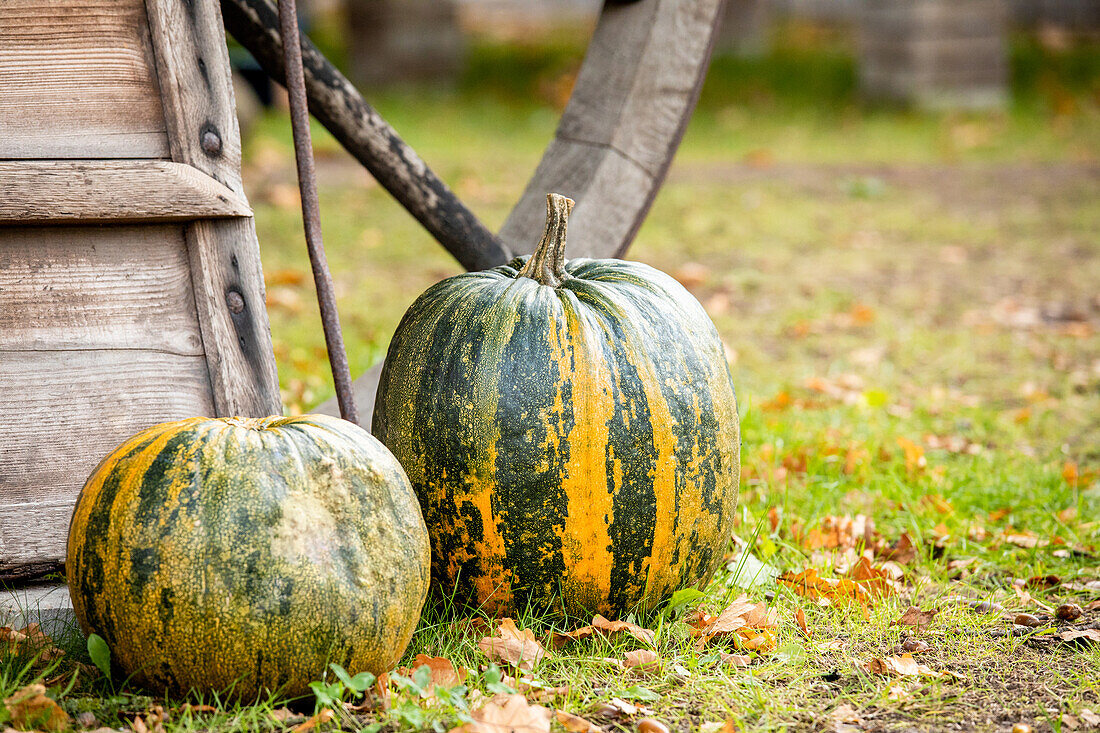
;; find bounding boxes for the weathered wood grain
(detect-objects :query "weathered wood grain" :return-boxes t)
[0,225,204,355]
[0,161,251,224]
[0,349,215,563]
[0,0,169,159]
[146,0,282,417]
[498,0,726,258]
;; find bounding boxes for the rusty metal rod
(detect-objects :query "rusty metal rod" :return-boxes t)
[277,0,359,425]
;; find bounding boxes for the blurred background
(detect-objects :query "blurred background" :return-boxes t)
[232,0,1099,478]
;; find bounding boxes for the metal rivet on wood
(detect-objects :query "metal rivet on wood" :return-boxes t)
[200,127,223,156]
[225,290,246,314]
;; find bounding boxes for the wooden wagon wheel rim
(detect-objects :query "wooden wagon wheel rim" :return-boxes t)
[221,0,727,422]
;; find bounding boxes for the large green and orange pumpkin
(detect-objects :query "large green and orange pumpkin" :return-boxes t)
[373,193,740,617]
[66,414,429,697]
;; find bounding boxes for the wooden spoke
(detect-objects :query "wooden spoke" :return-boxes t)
[310,0,725,426]
[500,0,726,258]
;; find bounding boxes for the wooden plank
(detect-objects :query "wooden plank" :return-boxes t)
[0,349,215,564]
[0,0,169,159]
[145,0,282,417]
[499,0,725,259]
[0,225,204,354]
[0,161,251,224]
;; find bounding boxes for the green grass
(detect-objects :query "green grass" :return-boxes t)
[4,32,1100,733]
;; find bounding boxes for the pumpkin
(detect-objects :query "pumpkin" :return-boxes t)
[66,414,430,698]
[372,193,739,617]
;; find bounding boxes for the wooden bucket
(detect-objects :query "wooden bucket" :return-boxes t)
[0,0,280,581]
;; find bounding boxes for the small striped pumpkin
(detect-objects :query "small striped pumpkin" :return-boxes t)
[373,194,740,617]
[66,414,429,697]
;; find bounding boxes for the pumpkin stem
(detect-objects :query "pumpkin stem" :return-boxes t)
[519,193,575,287]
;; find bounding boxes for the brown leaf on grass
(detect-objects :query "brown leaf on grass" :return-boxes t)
[453,617,493,636]
[718,652,752,667]
[636,718,671,733]
[591,615,655,647]
[893,606,938,631]
[513,677,569,704]
[864,654,961,680]
[179,704,216,714]
[921,494,954,515]
[0,625,64,662]
[902,637,931,653]
[1086,600,1100,612]
[1078,709,1100,728]
[767,506,781,533]
[778,568,873,606]
[879,533,917,564]
[399,654,467,691]
[596,698,654,719]
[1013,586,1055,614]
[3,683,71,732]
[549,616,654,649]
[896,437,927,475]
[479,619,549,672]
[623,649,660,673]
[796,515,876,552]
[269,708,297,723]
[829,703,862,725]
[887,683,919,702]
[795,608,812,638]
[452,694,552,733]
[546,625,596,649]
[1001,530,1049,549]
[848,556,904,598]
[686,596,778,652]
[554,710,602,733]
[290,708,333,733]
[1060,629,1100,645]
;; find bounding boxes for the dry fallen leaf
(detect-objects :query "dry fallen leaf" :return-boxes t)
[1002,530,1049,549]
[879,533,917,564]
[901,637,931,653]
[290,709,334,733]
[549,616,655,650]
[1078,709,1100,728]
[479,619,549,672]
[452,694,551,733]
[3,683,71,732]
[1013,586,1056,614]
[685,595,778,652]
[848,556,904,598]
[797,514,876,552]
[623,649,660,673]
[795,608,812,638]
[778,568,873,606]
[636,718,671,733]
[399,654,467,693]
[829,703,862,725]
[514,677,568,704]
[546,625,596,649]
[893,606,938,631]
[864,653,961,681]
[591,615,655,647]
[887,683,920,702]
[718,652,752,668]
[554,710,602,733]
[1060,629,1100,645]
[269,708,297,723]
